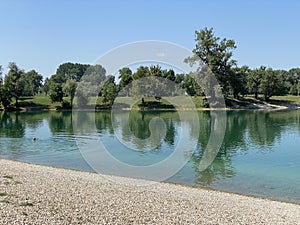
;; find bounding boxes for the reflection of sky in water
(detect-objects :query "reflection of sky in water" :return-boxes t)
[24,119,52,140]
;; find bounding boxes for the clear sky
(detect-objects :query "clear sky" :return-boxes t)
[1,0,300,78]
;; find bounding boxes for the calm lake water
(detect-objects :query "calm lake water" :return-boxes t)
[0,110,300,204]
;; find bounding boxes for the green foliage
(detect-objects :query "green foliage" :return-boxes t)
[175,73,185,85]
[81,64,106,83]
[260,68,285,102]
[4,62,25,106]
[118,67,133,91]
[183,73,203,96]
[42,78,50,95]
[0,87,12,109]
[163,69,176,81]
[0,67,11,109]
[21,70,43,96]
[101,77,118,106]
[133,66,150,80]
[56,62,89,82]
[49,83,63,103]
[19,202,34,207]
[63,79,77,107]
[3,27,300,109]
[185,27,237,97]
[247,66,265,99]
[230,66,249,98]
[289,84,298,95]
[247,66,286,101]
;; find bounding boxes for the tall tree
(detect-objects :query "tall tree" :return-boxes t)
[163,69,176,81]
[183,73,203,96]
[56,62,89,82]
[42,78,51,95]
[49,82,64,103]
[118,67,133,89]
[75,65,106,107]
[63,79,78,107]
[230,66,249,98]
[132,66,149,80]
[82,64,106,83]
[0,67,9,109]
[101,76,118,105]
[185,27,237,98]
[175,73,185,85]
[4,62,25,106]
[260,68,284,102]
[21,70,43,96]
[247,66,265,99]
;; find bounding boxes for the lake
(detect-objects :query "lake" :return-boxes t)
[0,110,300,204]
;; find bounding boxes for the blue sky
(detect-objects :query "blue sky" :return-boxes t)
[0,0,300,78]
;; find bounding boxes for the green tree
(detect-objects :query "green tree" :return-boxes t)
[260,68,284,102]
[49,82,64,103]
[163,69,176,81]
[183,73,203,96]
[175,73,185,85]
[63,79,78,107]
[118,67,133,89]
[149,65,163,77]
[0,66,11,109]
[21,70,43,96]
[56,62,89,82]
[48,74,64,104]
[75,65,106,108]
[230,66,249,98]
[289,84,298,95]
[42,78,51,95]
[288,68,300,86]
[247,66,265,99]
[101,76,118,106]
[185,27,237,97]
[4,62,25,106]
[82,64,106,83]
[133,66,149,80]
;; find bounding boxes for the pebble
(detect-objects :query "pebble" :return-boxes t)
[0,159,299,224]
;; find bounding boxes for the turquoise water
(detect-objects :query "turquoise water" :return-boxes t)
[0,110,299,204]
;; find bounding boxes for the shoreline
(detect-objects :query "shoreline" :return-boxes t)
[1,159,299,224]
[2,104,300,112]
[2,98,300,112]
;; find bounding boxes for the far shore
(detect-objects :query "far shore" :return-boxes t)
[0,158,299,224]
[2,101,300,112]
[1,95,300,112]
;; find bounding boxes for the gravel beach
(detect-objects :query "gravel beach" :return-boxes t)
[0,159,299,224]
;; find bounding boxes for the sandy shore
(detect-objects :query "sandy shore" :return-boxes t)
[0,159,299,224]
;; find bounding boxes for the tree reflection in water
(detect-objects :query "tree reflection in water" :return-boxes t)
[1,109,300,187]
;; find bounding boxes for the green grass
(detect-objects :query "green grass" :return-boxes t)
[18,95,62,109]
[20,202,34,207]
[0,192,8,197]
[113,96,207,109]
[0,200,10,204]
[225,95,300,108]
[269,95,300,105]
[6,94,300,111]
[3,175,13,179]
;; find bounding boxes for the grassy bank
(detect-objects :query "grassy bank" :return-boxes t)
[2,94,300,111]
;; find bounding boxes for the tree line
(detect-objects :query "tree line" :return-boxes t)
[1,27,300,109]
